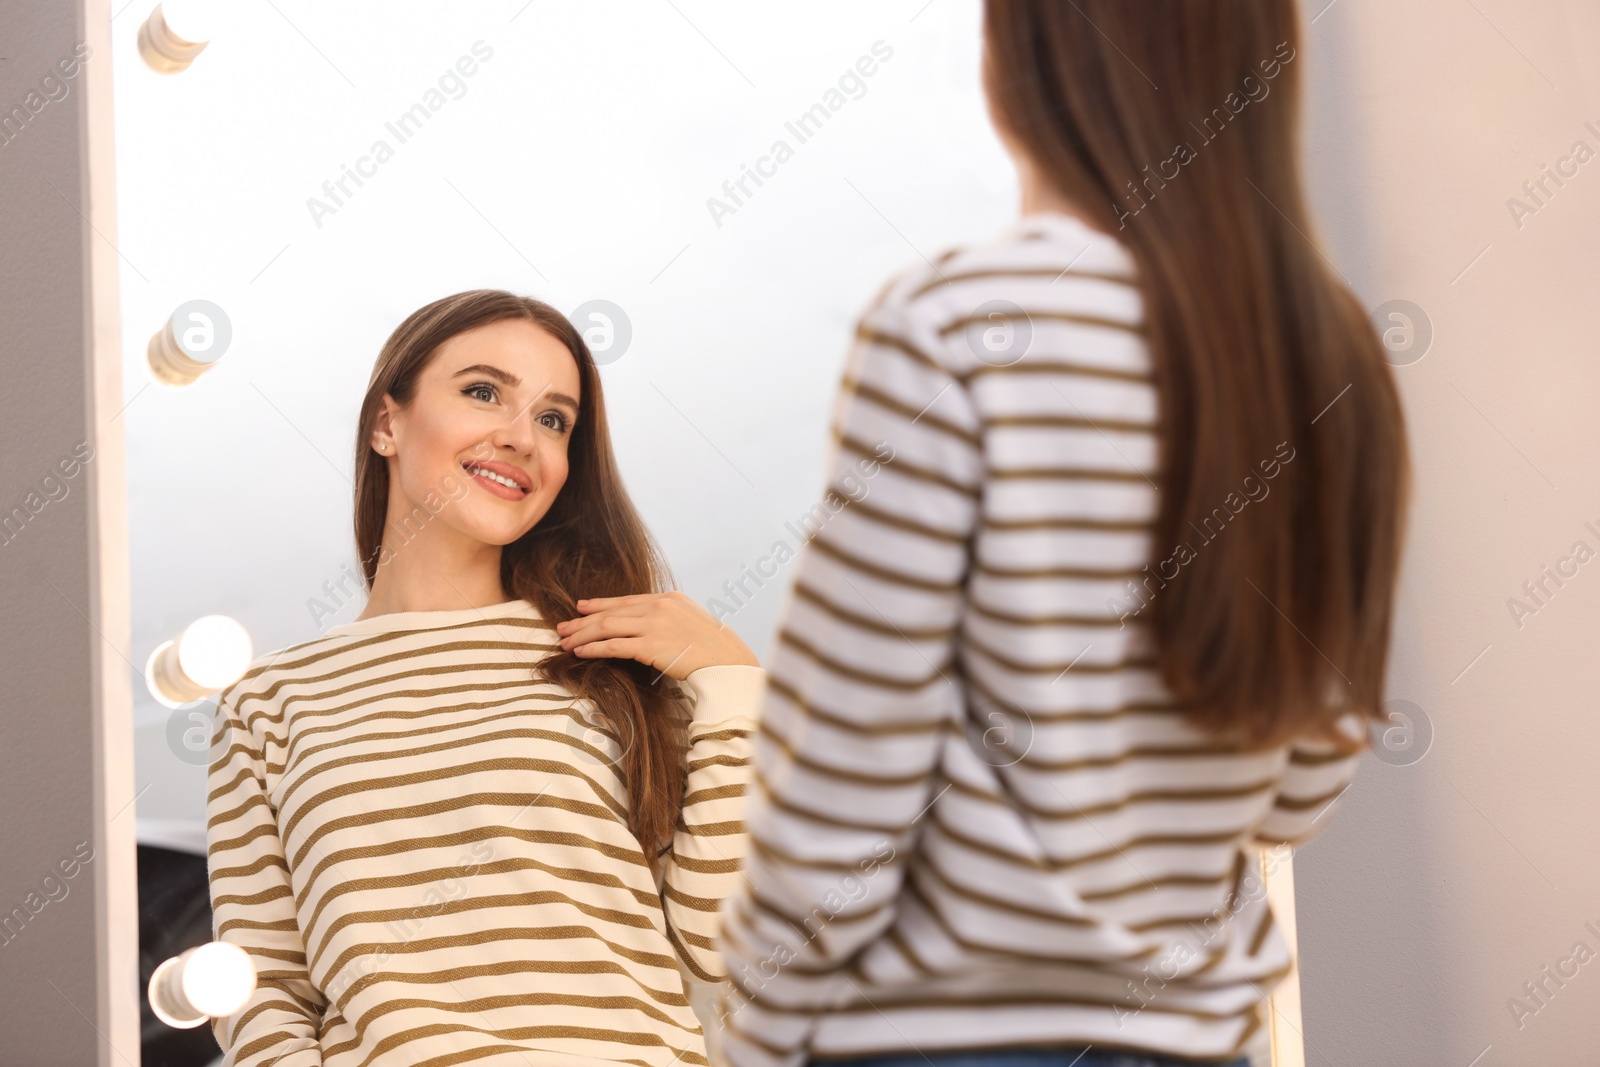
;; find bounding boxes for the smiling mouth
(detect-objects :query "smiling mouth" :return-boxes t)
[462,462,530,498]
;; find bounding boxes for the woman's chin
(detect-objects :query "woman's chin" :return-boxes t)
[460,509,544,547]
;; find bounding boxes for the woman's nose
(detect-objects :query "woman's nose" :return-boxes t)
[491,410,539,456]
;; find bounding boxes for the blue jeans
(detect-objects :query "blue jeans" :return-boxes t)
[810,1050,1251,1067]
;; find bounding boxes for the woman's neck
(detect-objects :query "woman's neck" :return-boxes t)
[1014,152,1107,234]
[354,578,513,621]
[354,519,511,621]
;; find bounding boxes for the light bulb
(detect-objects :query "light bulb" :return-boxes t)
[149,941,255,1029]
[159,0,216,45]
[182,941,256,1017]
[177,615,252,689]
[147,300,232,386]
[146,615,252,708]
[137,2,209,74]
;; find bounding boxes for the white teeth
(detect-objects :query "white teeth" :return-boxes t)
[466,464,523,491]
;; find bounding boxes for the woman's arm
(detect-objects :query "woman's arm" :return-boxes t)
[1251,709,1370,848]
[207,686,326,1066]
[658,663,764,983]
[552,586,766,980]
[711,291,983,1067]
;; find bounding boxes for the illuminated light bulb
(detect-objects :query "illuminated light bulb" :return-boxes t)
[158,0,217,44]
[137,2,209,74]
[145,615,253,709]
[147,300,232,386]
[148,941,256,1029]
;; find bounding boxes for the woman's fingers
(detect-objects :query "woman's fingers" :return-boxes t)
[573,594,655,613]
[569,636,640,660]
[556,600,649,635]
[558,611,644,650]
[570,637,685,678]
[553,590,756,679]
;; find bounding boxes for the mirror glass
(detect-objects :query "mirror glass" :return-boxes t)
[117,4,1288,1064]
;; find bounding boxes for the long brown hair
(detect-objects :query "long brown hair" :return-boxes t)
[983,0,1410,750]
[352,289,688,872]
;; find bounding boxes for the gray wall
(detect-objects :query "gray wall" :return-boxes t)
[1293,1,1600,1063]
[0,0,136,1061]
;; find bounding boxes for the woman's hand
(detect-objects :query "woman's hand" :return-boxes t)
[554,590,759,681]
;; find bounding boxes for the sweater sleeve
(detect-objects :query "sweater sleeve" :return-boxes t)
[711,291,984,1067]
[659,663,764,983]
[206,687,326,1066]
[1251,710,1370,847]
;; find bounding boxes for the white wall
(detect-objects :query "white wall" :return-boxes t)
[1293,1,1600,1063]
[119,0,1016,824]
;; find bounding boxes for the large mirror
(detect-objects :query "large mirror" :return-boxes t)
[123,3,1319,1065]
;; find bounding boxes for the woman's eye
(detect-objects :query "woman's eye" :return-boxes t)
[465,383,567,432]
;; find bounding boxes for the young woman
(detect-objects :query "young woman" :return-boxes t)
[206,290,765,1067]
[713,3,1409,1067]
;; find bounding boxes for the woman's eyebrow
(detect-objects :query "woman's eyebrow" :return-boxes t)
[453,363,520,387]
[453,364,579,413]
[543,391,580,414]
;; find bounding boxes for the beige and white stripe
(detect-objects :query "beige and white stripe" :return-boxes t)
[712,212,1367,1067]
[206,597,763,1067]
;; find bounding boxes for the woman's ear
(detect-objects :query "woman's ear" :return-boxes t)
[371,394,398,454]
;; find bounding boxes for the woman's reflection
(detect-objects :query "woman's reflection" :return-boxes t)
[206,291,764,1066]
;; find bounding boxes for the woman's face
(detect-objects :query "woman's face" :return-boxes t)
[375,317,582,548]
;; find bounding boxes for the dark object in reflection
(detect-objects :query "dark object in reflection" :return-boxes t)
[139,842,223,1066]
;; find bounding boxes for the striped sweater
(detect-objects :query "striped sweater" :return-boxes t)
[204,596,764,1067]
[710,212,1369,1067]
